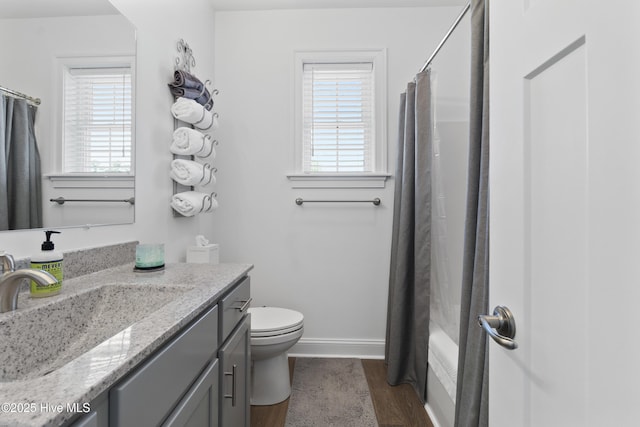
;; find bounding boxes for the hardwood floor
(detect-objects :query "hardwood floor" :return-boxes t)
[250,358,434,427]
[362,359,434,427]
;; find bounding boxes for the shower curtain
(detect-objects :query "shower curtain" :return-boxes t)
[385,70,432,402]
[387,0,489,420]
[0,94,43,230]
[454,0,490,426]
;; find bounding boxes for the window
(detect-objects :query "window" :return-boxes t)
[302,62,373,173]
[63,65,132,174]
[290,50,389,188]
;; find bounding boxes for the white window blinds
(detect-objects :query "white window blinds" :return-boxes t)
[63,66,132,174]
[302,62,374,173]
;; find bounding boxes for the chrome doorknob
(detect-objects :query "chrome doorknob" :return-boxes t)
[478,305,518,350]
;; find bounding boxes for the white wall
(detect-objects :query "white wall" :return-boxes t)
[212,6,463,357]
[0,0,217,261]
[1,2,471,358]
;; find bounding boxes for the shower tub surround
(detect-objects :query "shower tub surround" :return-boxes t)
[0,243,252,426]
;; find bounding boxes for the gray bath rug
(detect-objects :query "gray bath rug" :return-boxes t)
[285,358,378,427]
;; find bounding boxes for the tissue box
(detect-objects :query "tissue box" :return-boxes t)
[187,244,219,264]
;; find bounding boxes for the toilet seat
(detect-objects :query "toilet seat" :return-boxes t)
[249,307,304,338]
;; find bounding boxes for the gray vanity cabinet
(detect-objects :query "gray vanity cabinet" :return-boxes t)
[68,275,251,427]
[218,275,251,427]
[70,392,108,427]
[110,304,219,426]
[163,359,219,427]
[219,316,250,427]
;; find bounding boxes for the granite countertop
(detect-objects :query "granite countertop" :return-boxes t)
[0,262,253,427]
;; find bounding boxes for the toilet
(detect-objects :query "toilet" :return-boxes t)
[248,306,304,405]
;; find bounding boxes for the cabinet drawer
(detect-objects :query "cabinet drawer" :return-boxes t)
[110,304,218,427]
[219,276,250,343]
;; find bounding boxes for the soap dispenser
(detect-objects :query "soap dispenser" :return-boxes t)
[30,230,63,297]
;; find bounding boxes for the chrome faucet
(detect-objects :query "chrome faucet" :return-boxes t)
[0,252,58,313]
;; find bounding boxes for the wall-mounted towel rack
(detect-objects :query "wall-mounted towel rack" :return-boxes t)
[50,197,135,205]
[170,38,219,217]
[295,197,381,206]
[175,39,195,73]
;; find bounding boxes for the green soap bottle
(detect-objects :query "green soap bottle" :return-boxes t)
[30,230,63,297]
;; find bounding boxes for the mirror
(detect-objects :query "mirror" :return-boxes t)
[0,0,136,231]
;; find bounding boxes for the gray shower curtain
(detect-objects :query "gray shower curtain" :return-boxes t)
[0,94,43,230]
[385,70,432,402]
[455,0,490,426]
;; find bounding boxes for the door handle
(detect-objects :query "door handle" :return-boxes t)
[478,305,518,350]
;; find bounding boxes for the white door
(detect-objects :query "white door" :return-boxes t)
[489,0,640,426]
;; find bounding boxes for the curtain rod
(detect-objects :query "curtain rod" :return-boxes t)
[0,85,41,105]
[419,2,471,73]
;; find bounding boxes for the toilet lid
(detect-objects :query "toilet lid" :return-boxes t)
[249,307,304,337]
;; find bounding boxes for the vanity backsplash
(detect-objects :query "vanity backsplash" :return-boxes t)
[13,241,138,280]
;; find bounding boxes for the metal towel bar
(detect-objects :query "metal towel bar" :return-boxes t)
[295,198,380,206]
[50,197,135,205]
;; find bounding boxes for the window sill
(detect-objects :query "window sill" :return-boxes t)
[46,174,134,189]
[287,173,390,189]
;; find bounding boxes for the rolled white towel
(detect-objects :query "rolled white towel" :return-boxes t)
[170,127,216,158]
[170,191,218,217]
[170,97,214,130]
[170,159,216,186]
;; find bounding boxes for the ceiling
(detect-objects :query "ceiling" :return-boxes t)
[0,0,466,19]
[0,0,119,19]
[209,0,467,11]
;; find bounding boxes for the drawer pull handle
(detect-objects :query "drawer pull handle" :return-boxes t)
[224,364,238,406]
[236,298,252,312]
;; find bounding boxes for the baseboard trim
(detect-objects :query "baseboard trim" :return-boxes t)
[289,338,385,359]
[425,403,445,427]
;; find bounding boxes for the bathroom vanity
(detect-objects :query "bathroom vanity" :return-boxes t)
[0,261,252,427]
[107,276,250,427]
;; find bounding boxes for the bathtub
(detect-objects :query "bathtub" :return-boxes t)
[425,323,458,427]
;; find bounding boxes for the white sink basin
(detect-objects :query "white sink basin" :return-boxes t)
[0,284,191,382]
